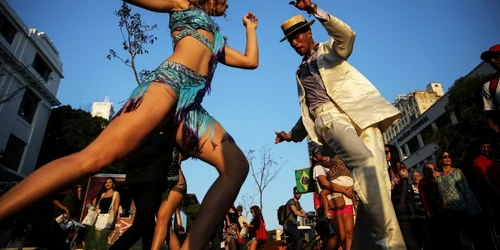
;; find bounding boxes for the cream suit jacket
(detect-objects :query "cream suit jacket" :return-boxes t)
[289,12,401,144]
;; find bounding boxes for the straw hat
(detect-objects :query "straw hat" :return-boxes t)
[280,14,315,42]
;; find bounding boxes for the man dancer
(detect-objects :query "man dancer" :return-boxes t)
[274,0,404,249]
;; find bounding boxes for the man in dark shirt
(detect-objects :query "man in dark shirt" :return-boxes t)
[51,185,82,250]
[109,131,176,250]
[284,187,307,250]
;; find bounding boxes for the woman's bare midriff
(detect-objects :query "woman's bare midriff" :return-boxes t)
[164,29,216,76]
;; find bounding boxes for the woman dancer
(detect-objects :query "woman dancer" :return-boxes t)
[0,1,259,249]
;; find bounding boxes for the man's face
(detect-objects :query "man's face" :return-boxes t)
[487,53,500,71]
[294,192,302,200]
[287,29,313,56]
[412,171,422,184]
[480,144,492,156]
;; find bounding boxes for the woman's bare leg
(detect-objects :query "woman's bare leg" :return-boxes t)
[342,213,354,250]
[177,122,249,250]
[168,226,181,250]
[334,213,346,249]
[0,82,177,220]
[321,189,333,218]
[248,240,258,250]
[151,190,184,250]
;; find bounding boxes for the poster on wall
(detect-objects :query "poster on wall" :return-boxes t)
[79,174,135,245]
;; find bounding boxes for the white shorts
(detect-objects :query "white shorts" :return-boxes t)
[330,176,354,205]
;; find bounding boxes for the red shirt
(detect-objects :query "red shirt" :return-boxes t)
[472,155,500,190]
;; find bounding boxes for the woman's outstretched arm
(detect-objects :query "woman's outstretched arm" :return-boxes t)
[124,0,179,13]
[222,12,259,69]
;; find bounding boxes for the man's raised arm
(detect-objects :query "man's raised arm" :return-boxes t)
[291,0,356,59]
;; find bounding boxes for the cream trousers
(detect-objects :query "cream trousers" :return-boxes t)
[313,102,406,250]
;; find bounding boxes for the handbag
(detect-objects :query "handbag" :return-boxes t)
[256,217,267,244]
[81,209,98,226]
[95,213,111,230]
[82,193,104,226]
[237,234,244,245]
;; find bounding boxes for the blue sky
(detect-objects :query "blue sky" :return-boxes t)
[9,0,500,229]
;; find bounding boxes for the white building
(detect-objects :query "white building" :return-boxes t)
[91,96,115,121]
[0,0,63,181]
[389,61,496,172]
[383,82,444,144]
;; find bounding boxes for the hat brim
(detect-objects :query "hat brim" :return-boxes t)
[280,20,315,42]
[481,50,500,61]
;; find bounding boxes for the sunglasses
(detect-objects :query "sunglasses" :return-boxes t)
[441,155,451,159]
[385,150,390,155]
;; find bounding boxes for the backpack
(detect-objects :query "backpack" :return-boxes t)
[277,204,287,226]
[277,200,294,226]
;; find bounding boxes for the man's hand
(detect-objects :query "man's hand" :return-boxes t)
[289,0,313,11]
[343,186,353,198]
[275,131,291,144]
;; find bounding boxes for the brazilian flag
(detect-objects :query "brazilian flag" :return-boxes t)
[295,168,316,194]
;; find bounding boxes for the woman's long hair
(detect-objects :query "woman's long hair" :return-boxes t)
[96,177,116,204]
[250,205,263,221]
[385,144,400,169]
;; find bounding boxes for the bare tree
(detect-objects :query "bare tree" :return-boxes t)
[247,145,286,213]
[107,2,158,85]
[237,192,257,217]
[78,102,93,113]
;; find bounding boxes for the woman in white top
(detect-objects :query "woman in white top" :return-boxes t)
[312,147,355,250]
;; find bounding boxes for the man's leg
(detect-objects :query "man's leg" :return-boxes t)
[314,102,405,250]
[285,223,303,250]
[109,183,162,250]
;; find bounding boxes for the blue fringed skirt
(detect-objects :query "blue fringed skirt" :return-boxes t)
[116,61,223,153]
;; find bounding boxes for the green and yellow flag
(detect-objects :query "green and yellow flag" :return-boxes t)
[295,167,316,194]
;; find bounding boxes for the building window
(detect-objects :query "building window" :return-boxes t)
[0,12,17,44]
[434,113,452,129]
[32,53,52,81]
[18,88,40,124]
[407,136,420,155]
[420,125,434,145]
[0,134,26,171]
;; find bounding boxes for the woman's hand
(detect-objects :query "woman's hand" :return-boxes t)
[242,12,258,30]
[399,169,409,178]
